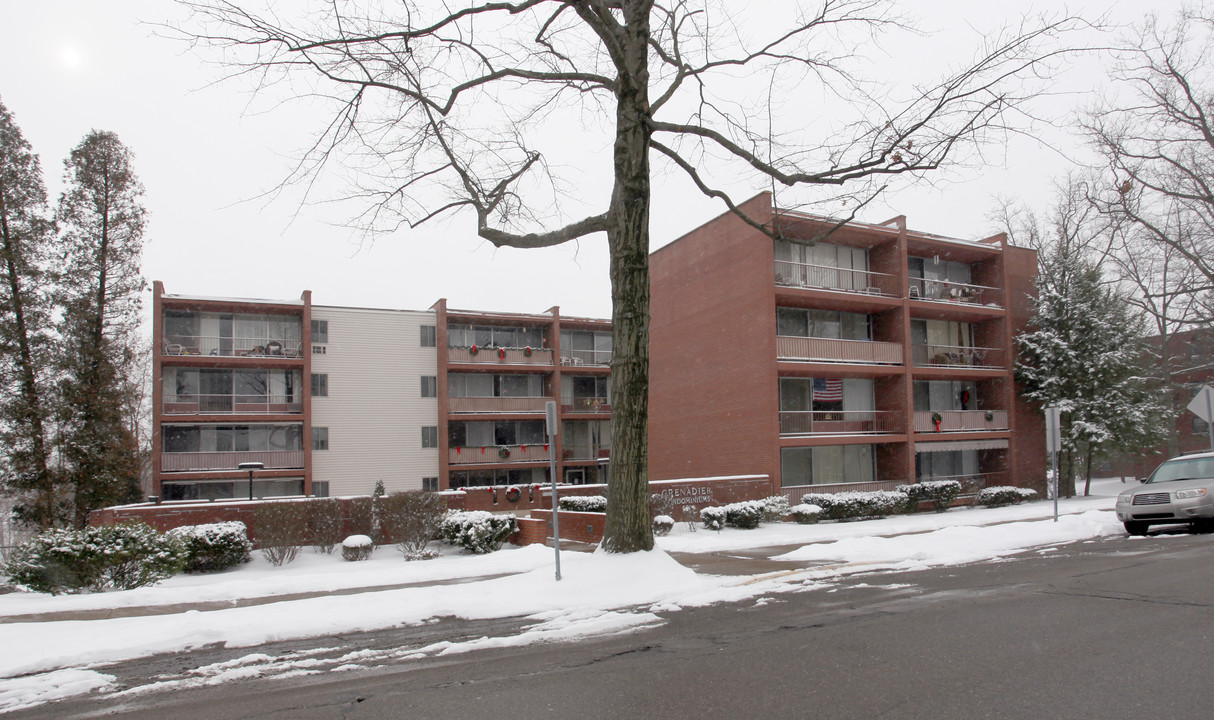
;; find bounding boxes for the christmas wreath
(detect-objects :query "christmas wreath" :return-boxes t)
[524,346,533,357]
[506,486,521,503]
[498,446,511,459]
[470,344,479,356]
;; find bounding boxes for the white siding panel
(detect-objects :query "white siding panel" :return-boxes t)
[310,307,438,495]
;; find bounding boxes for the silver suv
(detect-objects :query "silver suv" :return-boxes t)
[1116,451,1214,535]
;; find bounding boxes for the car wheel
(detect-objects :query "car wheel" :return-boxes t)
[1191,519,1214,534]
[1124,521,1149,536]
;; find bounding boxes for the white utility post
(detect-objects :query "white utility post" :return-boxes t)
[1044,407,1062,522]
[546,401,562,581]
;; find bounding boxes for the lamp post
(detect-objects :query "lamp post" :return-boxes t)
[238,461,264,501]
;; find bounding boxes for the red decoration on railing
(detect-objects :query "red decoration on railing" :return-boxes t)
[498,347,506,360]
[524,346,533,357]
[521,445,527,452]
[456,446,461,454]
[470,344,479,355]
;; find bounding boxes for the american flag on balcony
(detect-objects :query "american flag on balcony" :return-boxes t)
[813,378,843,401]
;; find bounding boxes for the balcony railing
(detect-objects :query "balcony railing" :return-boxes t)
[163,336,303,359]
[161,450,304,472]
[448,397,547,414]
[779,410,902,435]
[909,278,1003,308]
[912,344,1003,368]
[774,260,899,297]
[449,443,550,465]
[448,346,554,366]
[562,396,611,413]
[563,443,611,461]
[913,410,1009,433]
[163,394,302,415]
[777,336,903,365]
[560,349,612,367]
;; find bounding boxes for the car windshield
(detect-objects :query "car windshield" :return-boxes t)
[1148,457,1214,484]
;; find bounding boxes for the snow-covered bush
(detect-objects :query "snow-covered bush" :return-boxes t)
[559,495,607,513]
[761,495,791,522]
[341,535,373,562]
[700,506,727,531]
[650,492,676,518]
[652,515,674,537]
[169,522,251,573]
[700,501,766,530]
[378,491,446,560]
[896,480,963,513]
[978,486,1038,507]
[440,511,518,554]
[306,498,346,554]
[253,501,310,566]
[346,496,375,539]
[789,503,822,524]
[801,491,906,521]
[4,523,185,594]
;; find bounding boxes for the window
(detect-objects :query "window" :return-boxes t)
[913,380,978,412]
[422,426,438,448]
[422,477,439,491]
[777,308,869,340]
[311,319,328,344]
[420,325,437,347]
[312,427,329,451]
[780,444,875,486]
[311,374,328,397]
[312,345,326,355]
[421,376,437,397]
[312,481,330,498]
[1195,417,1211,436]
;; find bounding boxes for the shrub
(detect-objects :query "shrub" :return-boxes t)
[5,523,185,594]
[700,506,727,531]
[802,491,906,521]
[700,501,766,530]
[341,534,374,561]
[170,522,251,573]
[378,491,446,560]
[978,486,1038,507]
[761,495,791,522]
[253,501,311,566]
[652,515,674,537]
[896,480,963,513]
[650,492,676,518]
[440,511,518,553]
[789,503,822,524]
[559,495,607,513]
[346,496,375,538]
[306,498,346,554]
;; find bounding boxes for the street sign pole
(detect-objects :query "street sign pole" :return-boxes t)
[546,401,561,581]
[1045,407,1062,522]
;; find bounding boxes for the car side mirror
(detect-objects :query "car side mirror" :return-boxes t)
[1138,477,1147,484]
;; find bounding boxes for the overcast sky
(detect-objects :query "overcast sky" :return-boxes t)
[0,1,1182,321]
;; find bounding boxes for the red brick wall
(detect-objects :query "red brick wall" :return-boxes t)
[649,192,780,483]
[1003,244,1047,492]
[517,509,607,545]
[548,475,772,522]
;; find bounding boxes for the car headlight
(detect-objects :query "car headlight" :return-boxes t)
[1116,494,1132,504]
[1175,488,1208,499]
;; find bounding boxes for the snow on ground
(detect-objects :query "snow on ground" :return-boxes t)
[0,479,1134,712]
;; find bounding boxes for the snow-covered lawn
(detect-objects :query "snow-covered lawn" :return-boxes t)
[0,480,1135,712]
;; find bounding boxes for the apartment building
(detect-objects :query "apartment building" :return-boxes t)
[151,283,613,499]
[649,192,1046,495]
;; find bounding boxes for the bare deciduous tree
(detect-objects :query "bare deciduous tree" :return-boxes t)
[175,0,1083,552]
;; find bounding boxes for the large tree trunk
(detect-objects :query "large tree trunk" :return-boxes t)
[602,2,654,553]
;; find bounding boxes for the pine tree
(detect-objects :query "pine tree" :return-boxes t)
[1016,246,1168,496]
[55,130,147,527]
[0,98,59,527]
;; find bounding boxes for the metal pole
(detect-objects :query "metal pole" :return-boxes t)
[249,470,254,501]
[1207,391,1213,452]
[546,401,561,581]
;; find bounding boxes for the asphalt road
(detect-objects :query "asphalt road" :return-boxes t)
[22,530,1214,719]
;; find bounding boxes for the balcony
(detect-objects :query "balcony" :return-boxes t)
[913,410,1009,433]
[163,336,302,359]
[161,451,304,472]
[909,279,1003,308]
[777,336,903,365]
[912,344,1004,369]
[163,394,302,415]
[560,349,612,367]
[449,443,551,465]
[774,260,899,297]
[448,346,554,366]
[563,443,611,462]
[562,396,611,414]
[448,397,547,414]
[779,410,902,435]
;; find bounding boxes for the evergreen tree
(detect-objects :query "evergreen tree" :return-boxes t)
[0,98,59,527]
[1016,245,1168,497]
[55,130,147,527]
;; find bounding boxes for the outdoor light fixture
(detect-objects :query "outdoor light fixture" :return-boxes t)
[238,461,264,501]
